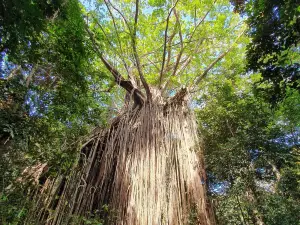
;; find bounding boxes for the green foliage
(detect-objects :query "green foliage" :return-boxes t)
[0,1,109,224]
[0,0,107,177]
[87,0,246,90]
[261,194,300,225]
[70,215,104,225]
[68,204,119,225]
[0,189,34,225]
[275,88,300,132]
[245,0,300,102]
[278,162,300,200]
[197,75,272,181]
[197,72,300,224]
[0,0,64,62]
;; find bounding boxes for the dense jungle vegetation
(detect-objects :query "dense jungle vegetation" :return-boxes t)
[0,0,299,224]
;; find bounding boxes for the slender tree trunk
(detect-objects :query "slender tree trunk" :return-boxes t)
[246,187,265,225]
[28,91,215,225]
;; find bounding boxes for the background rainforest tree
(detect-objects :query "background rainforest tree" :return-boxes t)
[0,0,299,224]
[196,73,300,225]
[240,0,300,102]
[0,0,109,223]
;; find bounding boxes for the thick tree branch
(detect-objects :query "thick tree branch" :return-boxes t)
[7,65,22,80]
[192,30,245,87]
[145,57,161,72]
[106,0,132,33]
[106,0,151,101]
[162,37,205,92]
[26,65,37,87]
[165,19,178,71]
[89,12,130,79]
[85,26,145,105]
[171,9,184,77]
[133,0,152,101]
[106,0,134,75]
[101,55,145,105]
[188,0,216,42]
[159,0,180,87]
[160,2,215,92]
[162,57,193,94]
[102,1,130,77]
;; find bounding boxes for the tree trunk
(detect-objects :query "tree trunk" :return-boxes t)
[28,91,215,225]
[246,187,265,225]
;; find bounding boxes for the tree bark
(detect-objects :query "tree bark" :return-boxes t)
[27,89,215,225]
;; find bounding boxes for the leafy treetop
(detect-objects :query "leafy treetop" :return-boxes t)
[85,0,247,102]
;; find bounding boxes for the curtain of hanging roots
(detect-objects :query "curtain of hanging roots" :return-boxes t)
[27,98,215,225]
